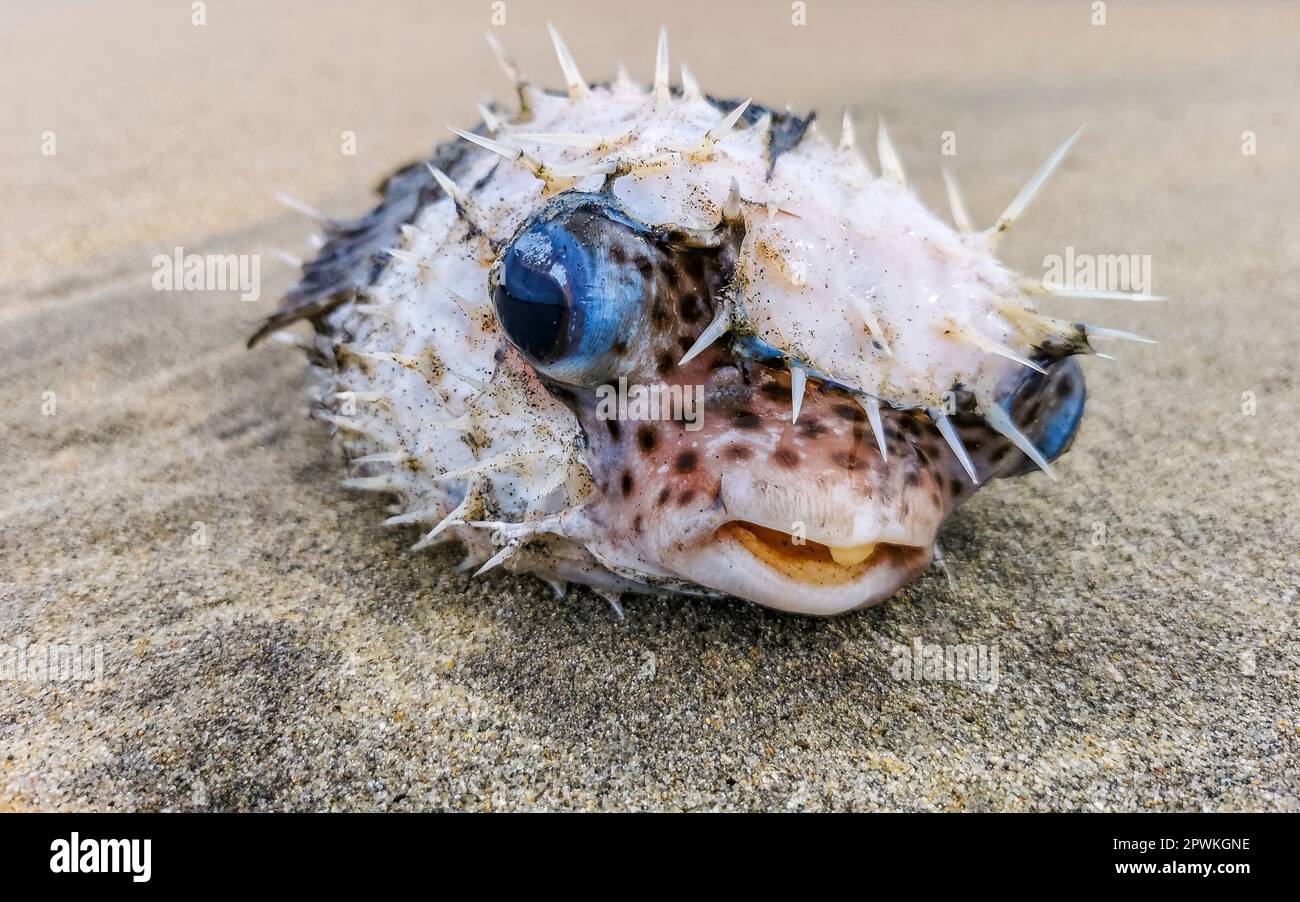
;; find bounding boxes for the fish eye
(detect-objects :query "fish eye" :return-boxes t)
[490,194,653,386]
[1001,357,1086,476]
[1033,358,1086,461]
[493,230,578,366]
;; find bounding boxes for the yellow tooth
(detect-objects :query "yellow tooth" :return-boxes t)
[829,543,878,567]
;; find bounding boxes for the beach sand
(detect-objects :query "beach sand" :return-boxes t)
[2,0,1296,810]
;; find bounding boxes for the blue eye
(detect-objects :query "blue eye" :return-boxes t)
[494,229,580,365]
[491,194,652,386]
[1036,362,1086,462]
[1000,357,1086,475]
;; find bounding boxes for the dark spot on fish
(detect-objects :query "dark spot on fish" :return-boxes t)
[658,262,679,289]
[773,447,799,468]
[656,350,676,375]
[724,443,753,460]
[679,489,696,506]
[656,486,672,506]
[797,418,828,439]
[621,470,634,496]
[832,403,864,422]
[677,293,703,323]
[761,382,791,403]
[605,419,621,441]
[636,424,658,452]
[831,451,863,470]
[733,410,761,429]
[675,450,698,473]
[682,252,706,283]
[1056,377,1073,398]
[549,384,578,406]
[633,515,643,534]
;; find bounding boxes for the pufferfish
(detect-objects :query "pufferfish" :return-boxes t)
[252,26,1156,616]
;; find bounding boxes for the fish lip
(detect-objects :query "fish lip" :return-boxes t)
[637,468,942,613]
[711,470,936,550]
[716,520,927,581]
[713,514,928,553]
[661,520,934,616]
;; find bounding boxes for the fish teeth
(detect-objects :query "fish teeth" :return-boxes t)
[829,543,878,567]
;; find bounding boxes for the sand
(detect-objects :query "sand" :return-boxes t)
[1,0,1296,811]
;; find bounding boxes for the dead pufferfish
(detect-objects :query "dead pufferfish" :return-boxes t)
[252,26,1156,616]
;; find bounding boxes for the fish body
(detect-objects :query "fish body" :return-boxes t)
[256,27,1149,615]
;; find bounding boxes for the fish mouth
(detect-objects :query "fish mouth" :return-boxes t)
[714,520,930,593]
